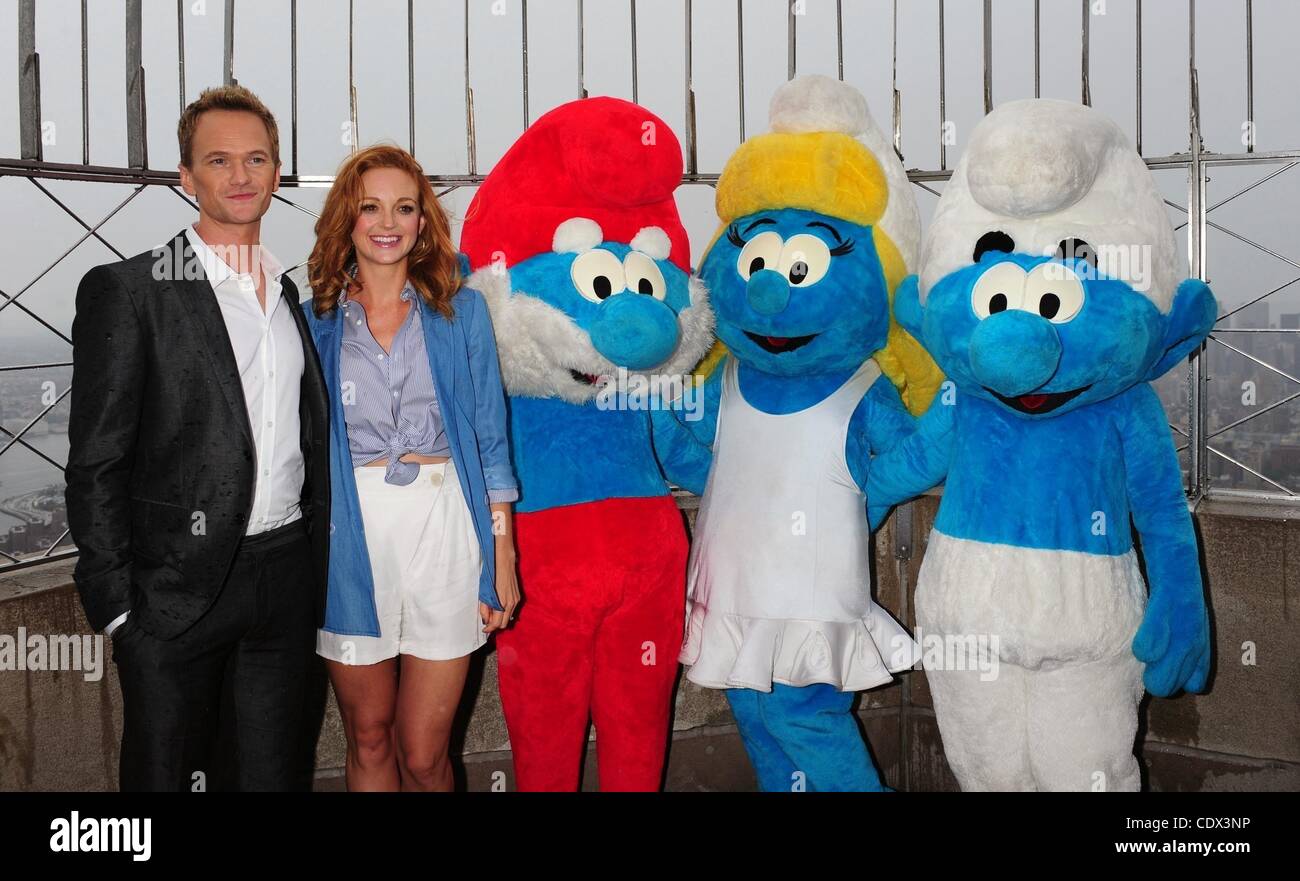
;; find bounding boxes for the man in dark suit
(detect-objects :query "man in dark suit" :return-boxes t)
[65,85,330,791]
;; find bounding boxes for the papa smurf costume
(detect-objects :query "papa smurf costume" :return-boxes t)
[874,99,1215,790]
[652,75,944,792]
[459,97,714,791]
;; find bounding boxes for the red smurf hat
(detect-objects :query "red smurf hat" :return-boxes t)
[460,96,690,273]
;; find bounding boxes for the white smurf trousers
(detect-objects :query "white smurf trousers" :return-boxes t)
[915,530,1147,792]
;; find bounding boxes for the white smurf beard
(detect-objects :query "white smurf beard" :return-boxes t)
[467,266,716,405]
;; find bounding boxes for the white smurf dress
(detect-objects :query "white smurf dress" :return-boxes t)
[679,356,922,691]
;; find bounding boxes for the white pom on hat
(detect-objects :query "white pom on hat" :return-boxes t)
[769,74,870,136]
[630,226,672,260]
[552,217,604,253]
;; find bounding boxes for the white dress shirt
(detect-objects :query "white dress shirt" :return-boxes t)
[184,225,306,535]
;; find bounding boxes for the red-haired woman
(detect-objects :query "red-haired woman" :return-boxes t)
[302,145,519,791]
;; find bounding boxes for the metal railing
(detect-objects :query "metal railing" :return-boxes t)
[2,0,1298,572]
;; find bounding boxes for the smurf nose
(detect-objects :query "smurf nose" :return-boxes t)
[969,310,1062,397]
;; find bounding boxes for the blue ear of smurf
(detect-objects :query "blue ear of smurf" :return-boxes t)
[893,274,925,339]
[456,251,472,277]
[1144,278,1217,381]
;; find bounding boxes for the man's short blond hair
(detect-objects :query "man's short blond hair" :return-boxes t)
[178,84,280,168]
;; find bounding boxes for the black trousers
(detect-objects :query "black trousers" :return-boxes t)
[113,520,318,792]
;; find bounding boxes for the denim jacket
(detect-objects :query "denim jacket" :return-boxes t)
[302,283,518,636]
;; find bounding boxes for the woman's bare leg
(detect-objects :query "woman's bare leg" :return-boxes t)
[327,658,400,791]
[393,654,471,792]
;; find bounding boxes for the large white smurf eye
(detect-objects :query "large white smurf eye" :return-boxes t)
[735,230,784,280]
[778,234,832,287]
[623,251,667,300]
[1025,261,1085,323]
[971,261,1027,319]
[570,249,626,302]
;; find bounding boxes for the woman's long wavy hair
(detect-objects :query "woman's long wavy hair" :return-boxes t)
[308,145,460,319]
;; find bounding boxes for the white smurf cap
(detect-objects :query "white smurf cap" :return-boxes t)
[919,99,1179,311]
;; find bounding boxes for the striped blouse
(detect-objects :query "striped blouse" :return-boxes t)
[338,281,517,503]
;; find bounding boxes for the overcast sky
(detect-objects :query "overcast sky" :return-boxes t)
[1,0,1297,345]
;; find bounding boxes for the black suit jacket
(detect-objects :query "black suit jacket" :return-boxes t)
[65,230,330,640]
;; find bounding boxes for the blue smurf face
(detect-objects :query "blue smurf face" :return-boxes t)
[508,240,693,376]
[901,247,1184,418]
[699,207,889,376]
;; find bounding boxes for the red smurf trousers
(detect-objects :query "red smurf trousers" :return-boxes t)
[495,494,688,791]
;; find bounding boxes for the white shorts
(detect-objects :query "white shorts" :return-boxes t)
[317,461,486,665]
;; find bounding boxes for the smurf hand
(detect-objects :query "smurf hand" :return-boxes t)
[1132,588,1211,697]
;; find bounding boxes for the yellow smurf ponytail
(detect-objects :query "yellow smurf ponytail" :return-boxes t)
[871,231,945,414]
